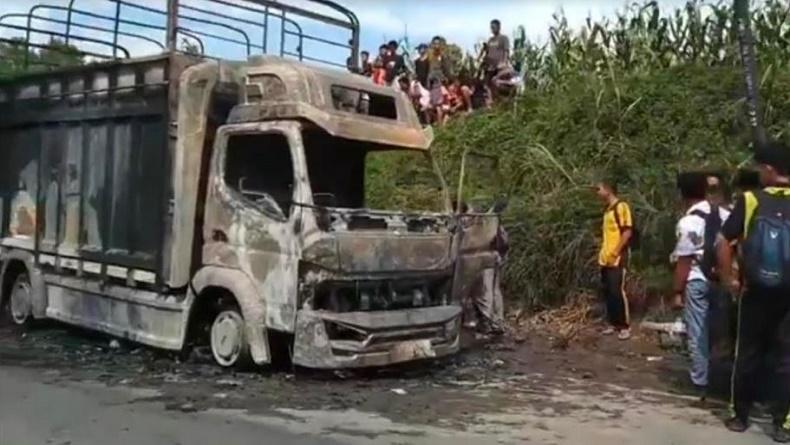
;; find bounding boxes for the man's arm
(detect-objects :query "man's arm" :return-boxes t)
[717,233,737,291]
[718,195,746,294]
[672,256,693,307]
[612,202,633,258]
[614,228,632,258]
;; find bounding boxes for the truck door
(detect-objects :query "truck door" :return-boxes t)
[203,122,306,333]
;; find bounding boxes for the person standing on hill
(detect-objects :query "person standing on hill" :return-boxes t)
[717,142,790,442]
[595,179,633,340]
[384,40,405,85]
[483,19,510,93]
[372,44,389,85]
[671,172,730,401]
[427,36,451,84]
[414,44,430,88]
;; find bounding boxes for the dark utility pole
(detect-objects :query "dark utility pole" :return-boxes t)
[733,0,766,149]
[166,0,180,52]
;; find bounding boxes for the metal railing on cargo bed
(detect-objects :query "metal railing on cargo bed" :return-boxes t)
[0,0,360,72]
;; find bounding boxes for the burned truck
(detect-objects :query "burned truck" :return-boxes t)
[0,0,499,368]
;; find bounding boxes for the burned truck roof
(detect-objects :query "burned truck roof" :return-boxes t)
[230,56,434,150]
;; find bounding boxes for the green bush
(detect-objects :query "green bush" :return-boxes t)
[369,63,790,309]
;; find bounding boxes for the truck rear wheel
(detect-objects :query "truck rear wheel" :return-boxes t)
[8,273,33,326]
[210,307,252,369]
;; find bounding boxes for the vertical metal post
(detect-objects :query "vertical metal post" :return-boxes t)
[279,11,287,57]
[112,1,121,58]
[350,28,360,71]
[166,0,180,52]
[734,0,766,149]
[65,0,77,45]
[262,5,269,53]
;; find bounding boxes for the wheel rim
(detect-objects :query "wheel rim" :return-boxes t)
[9,280,32,326]
[210,311,244,367]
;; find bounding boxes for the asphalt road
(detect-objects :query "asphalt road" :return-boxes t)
[0,366,341,445]
[0,363,778,445]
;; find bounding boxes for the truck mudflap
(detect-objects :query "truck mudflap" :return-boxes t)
[292,306,462,369]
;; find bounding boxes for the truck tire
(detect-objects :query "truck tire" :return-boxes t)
[210,306,252,369]
[7,273,33,326]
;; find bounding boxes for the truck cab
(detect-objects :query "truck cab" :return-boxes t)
[185,57,494,368]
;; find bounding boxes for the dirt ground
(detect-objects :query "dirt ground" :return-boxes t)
[0,317,713,429]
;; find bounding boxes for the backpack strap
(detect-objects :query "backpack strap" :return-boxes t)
[744,191,759,237]
[612,201,629,232]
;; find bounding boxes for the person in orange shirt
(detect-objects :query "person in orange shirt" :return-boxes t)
[595,179,634,340]
[371,44,388,85]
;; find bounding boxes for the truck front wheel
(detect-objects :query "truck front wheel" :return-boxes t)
[8,273,32,326]
[210,306,252,369]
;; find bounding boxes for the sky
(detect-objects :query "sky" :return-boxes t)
[0,0,690,68]
[347,0,688,51]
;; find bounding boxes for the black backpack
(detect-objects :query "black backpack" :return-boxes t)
[742,190,790,289]
[690,204,723,280]
[612,201,640,250]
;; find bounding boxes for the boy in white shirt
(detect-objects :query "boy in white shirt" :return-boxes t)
[671,172,730,399]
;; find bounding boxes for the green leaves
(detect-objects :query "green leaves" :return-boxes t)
[510,0,790,89]
[0,38,83,78]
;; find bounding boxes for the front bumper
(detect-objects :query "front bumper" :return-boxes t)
[292,305,461,369]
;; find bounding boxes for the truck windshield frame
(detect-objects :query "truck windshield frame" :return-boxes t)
[300,127,449,213]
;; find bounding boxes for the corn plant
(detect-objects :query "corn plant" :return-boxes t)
[507,0,790,89]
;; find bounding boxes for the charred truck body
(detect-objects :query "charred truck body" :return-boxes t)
[0,0,498,368]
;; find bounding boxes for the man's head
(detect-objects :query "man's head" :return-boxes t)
[398,76,410,92]
[417,43,428,56]
[360,50,369,62]
[754,140,790,186]
[734,168,761,192]
[431,36,444,51]
[378,44,388,57]
[387,40,399,52]
[594,179,618,203]
[677,172,707,207]
[704,171,726,206]
[490,19,501,36]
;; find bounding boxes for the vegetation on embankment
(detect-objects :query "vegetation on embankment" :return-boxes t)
[370,0,790,309]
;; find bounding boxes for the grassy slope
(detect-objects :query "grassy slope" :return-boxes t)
[368,63,790,310]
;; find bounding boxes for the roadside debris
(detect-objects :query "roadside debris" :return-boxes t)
[216,378,243,387]
[109,339,121,350]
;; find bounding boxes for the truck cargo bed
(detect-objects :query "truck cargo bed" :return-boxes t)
[0,54,194,284]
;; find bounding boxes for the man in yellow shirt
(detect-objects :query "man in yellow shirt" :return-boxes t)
[596,180,634,340]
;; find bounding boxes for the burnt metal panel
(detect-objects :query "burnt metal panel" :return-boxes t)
[0,56,178,280]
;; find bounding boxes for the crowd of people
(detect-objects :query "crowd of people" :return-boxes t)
[595,142,790,442]
[347,19,521,126]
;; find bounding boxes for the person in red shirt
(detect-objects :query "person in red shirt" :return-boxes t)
[371,44,388,85]
[446,77,472,115]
